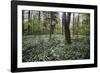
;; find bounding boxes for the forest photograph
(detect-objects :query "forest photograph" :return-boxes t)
[22,10,90,62]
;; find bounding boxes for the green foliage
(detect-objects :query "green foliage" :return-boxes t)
[22,35,90,62]
[79,24,90,35]
[22,11,90,62]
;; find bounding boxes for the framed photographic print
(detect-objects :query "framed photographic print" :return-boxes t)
[11,0,97,72]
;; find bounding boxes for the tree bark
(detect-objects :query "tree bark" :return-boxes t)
[38,11,41,35]
[62,23,64,35]
[77,13,79,38]
[73,13,75,36]
[62,12,71,44]
[28,10,31,34]
[50,12,52,39]
[22,10,24,35]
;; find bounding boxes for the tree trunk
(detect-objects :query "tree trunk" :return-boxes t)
[30,11,32,34]
[50,12,52,39]
[62,23,64,35]
[77,13,79,38]
[22,10,24,35]
[62,12,71,44]
[73,13,75,36]
[28,10,31,34]
[38,11,41,35]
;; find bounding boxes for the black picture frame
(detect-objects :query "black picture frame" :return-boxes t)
[11,0,97,72]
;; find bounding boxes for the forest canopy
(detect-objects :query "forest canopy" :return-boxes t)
[22,10,90,62]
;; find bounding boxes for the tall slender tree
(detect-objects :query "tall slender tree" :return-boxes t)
[22,10,24,35]
[62,12,71,44]
[28,10,31,34]
[30,11,33,34]
[73,13,75,36]
[38,11,41,34]
[77,13,80,38]
[50,12,52,39]
[62,22,64,35]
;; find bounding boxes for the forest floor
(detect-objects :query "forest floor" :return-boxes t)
[22,35,90,62]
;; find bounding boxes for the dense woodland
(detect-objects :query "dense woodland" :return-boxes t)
[22,10,90,62]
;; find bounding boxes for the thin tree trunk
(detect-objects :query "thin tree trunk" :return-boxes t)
[73,13,75,36]
[50,12,52,39]
[77,13,79,38]
[32,11,34,35]
[22,10,24,35]
[30,11,32,34]
[38,11,41,35]
[28,10,31,34]
[62,23,64,35]
[31,11,34,34]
